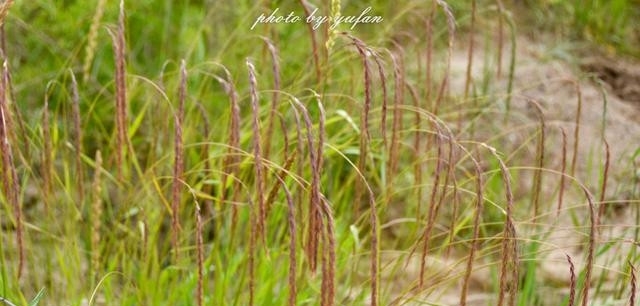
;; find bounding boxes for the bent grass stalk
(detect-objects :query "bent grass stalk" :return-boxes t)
[371,51,388,153]
[344,33,372,217]
[405,82,423,217]
[434,0,455,116]
[419,129,444,288]
[297,0,321,82]
[485,144,518,306]
[212,66,240,235]
[289,97,320,274]
[247,59,266,245]
[260,37,280,161]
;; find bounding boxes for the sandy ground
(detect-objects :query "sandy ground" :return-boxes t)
[389,33,640,305]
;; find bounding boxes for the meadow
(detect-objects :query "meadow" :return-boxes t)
[0,0,639,305]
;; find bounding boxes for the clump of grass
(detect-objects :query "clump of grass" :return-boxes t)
[0,56,22,279]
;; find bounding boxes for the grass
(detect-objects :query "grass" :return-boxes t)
[0,0,639,305]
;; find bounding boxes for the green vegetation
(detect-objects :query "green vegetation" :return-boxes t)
[0,0,639,305]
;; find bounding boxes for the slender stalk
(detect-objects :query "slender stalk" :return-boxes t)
[297,0,321,82]
[170,60,187,262]
[69,70,84,205]
[42,85,53,211]
[419,130,444,288]
[529,100,545,219]
[344,33,372,217]
[580,186,596,306]
[464,0,476,99]
[109,0,128,181]
[597,140,610,222]
[434,0,455,116]
[571,81,582,177]
[487,145,518,306]
[260,37,280,161]
[557,128,567,216]
[91,150,103,286]
[247,59,266,244]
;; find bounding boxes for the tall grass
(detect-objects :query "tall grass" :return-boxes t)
[0,1,637,305]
